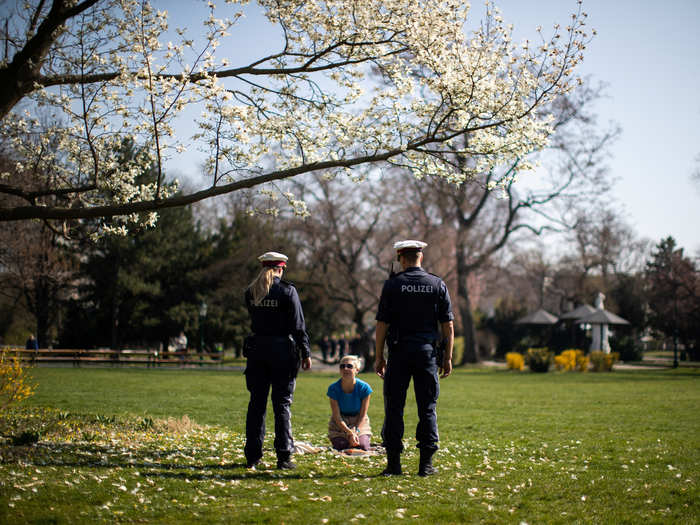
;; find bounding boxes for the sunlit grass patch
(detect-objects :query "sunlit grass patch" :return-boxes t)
[0,367,698,523]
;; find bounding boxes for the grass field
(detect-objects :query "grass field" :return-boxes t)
[1,366,698,524]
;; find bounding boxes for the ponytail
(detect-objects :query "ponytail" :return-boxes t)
[248,267,276,306]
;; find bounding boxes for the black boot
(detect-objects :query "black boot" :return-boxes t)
[418,448,436,477]
[382,450,402,476]
[277,452,296,470]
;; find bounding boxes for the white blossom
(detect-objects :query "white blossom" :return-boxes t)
[0,0,591,231]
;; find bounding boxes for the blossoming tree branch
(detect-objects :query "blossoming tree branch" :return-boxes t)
[0,0,591,232]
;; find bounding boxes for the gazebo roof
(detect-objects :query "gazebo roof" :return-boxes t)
[559,303,596,320]
[578,309,630,325]
[515,308,559,325]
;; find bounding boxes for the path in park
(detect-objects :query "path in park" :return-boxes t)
[307,352,694,371]
[28,351,697,371]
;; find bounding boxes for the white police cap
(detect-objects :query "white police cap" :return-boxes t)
[393,240,427,252]
[258,251,288,267]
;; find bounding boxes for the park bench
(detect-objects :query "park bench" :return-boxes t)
[5,348,80,366]
[3,347,226,368]
[148,349,225,368]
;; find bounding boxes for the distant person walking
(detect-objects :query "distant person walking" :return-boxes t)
[375,240,454,476]
[329,335,338,361]
[336,333,347,362]
[25,334,38,351]
[319,335,330,363]
[174,331,187,360]
[244,251,312,470]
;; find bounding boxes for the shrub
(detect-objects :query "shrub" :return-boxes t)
[505,352,524,371]
[526,347,553,373]
[0,350,35,411]
[483,298,533,358]
[554,349,589,372]
[590,351,619,372]
[609,334,642,362]
[577,354,590,372]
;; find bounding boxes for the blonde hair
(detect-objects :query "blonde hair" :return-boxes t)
[248,267,277,306]
[340,355,361,370]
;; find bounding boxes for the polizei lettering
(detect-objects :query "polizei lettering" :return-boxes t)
[258,299,279,307]
[401,284,434,293]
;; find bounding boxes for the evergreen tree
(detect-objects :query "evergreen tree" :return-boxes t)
[645,237,700,359]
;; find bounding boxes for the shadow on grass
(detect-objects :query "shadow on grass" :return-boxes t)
[1,441,379,481]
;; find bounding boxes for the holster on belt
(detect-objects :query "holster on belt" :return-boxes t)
[243,334,255,357]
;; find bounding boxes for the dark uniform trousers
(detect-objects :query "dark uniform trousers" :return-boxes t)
[244,338,298,463]
[383,342,440,453]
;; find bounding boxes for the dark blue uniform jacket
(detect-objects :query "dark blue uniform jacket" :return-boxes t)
[245,277,311,359]
[376,267,454,345]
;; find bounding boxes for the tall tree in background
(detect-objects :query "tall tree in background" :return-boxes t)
[290,174,399,368]
[0,152,78,347]
[554,207,648,309]
[0,219,76,348]
[62,202,209,350]
[196,193,303,355]
[393,81,620,363]
[1,0,591,228]
[645,237,700,359]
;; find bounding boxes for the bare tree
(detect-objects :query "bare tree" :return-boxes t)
[0,219,76,348]
[0,148,79,346]
[551,206,649,310]
[289,173,399,369]
[393,80,620,363]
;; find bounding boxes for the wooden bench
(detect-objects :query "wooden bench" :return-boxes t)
[149,349,225,367]
[3,348,226,368]
[5,348,82,366]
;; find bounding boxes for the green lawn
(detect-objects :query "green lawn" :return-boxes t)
[1,366,698,524]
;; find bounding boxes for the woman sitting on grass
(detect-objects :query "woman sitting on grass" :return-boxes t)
[327,355,372,451]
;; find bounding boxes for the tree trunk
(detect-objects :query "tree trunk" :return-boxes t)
[33,282,51,349]
[110,298,120,350]
[457,258,479,364]
[352,309,373,372]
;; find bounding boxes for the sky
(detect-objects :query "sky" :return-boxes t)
[491,0,700,254]
[163,0,700,254]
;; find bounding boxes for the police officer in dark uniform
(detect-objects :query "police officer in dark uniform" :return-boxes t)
[375,240,454,476]
[244,251,312,470]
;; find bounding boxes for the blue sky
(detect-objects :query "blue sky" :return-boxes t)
[491,0,700,253]
[164,0,700,254]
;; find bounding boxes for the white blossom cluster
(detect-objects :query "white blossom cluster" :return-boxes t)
[0,0,592,229]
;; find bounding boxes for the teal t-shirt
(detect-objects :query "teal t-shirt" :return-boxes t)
[326,378,373,415]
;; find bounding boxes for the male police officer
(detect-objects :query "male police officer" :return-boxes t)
[375,240,454,476]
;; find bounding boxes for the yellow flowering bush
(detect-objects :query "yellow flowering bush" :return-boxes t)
[554,349,589,372]
[590,351,620,372]
[577,354,590,372]
[505,352,524,371]
[526,348,553,373]
[0,350,35,411]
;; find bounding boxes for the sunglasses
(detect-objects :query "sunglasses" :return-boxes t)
[339,363,354,369]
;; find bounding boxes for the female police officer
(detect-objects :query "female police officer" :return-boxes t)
[244,251,312,469]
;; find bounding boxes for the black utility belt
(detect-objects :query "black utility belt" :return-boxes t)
[393,337,436,345]
[253,335,292,343]
[341,412,359,417]
[244,334,293,357]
